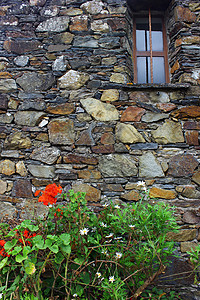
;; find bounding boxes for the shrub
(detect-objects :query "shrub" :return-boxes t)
[0,183,179,300]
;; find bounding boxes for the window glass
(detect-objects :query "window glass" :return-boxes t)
[152,57,165,83]
[136,18,149,51]
[137,57,147,83]
[151,17,163,51]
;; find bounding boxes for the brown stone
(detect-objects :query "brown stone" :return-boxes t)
[0,94,8,110]
[3,40,42,54]
[72,183,101,202]
[69,15,88,31]
[121,190,140,201]
[183,211,200,224]
[0,159,15,175]
[32,179,55,187]
[100,132,115,144]
[192,169,200,185]
[174,6,196,23]
[4,132,32,150]
[100,183,124,192]
[63,154,98,165]
[156,103,176,112]
[166,229,197,242]
[182,186,200,199]
[107,18,126,31]
[48,118,75,145]
[176,36,200,46]
[91,144,114,154]
[12,179,32,198]
[185,131,199,146]
[171,106,200,119]
[183,121,200,130]
[181,242,199,253]
[149,187,177,199]
[120,106,146,122]
[16,161,28,177]
[129,91,150,102]
[75,130,95,146]
[29,0,46,6]
[0,180,7,194]
[78,170,101,180]
[171,60,180,73]
[46,103,74,115]
[35,133,49,141]
[168,154,199,177]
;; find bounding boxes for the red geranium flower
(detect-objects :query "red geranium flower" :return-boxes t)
[0,239,10,257]
[35,183,62,206]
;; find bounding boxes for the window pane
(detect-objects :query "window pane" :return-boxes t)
[136,18,149,51]
[152,57,165,83]
[137,57,147,83]
[151,17,163,51]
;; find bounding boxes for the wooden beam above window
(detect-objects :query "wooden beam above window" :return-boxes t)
[127,0,171,12]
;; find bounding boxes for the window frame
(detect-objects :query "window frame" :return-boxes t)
[133,10,170,84]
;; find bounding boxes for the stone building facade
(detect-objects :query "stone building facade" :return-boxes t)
[0,0,200,296]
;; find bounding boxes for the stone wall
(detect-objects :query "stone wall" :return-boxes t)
[0,0,200,294]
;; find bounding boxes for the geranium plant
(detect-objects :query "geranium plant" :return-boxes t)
[0,183,179,300]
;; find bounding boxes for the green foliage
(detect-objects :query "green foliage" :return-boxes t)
[0,188,179,300]
[139,287,181,299]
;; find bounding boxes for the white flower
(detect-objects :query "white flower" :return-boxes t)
[129,225,135,228]
[80,228,89,235]
[137,180,146,187]
[115,252,122,259]
[49,204,53,208]
[102,203,109,207]
[101,222,107,227]
[109,276,115,283]
[114,205,120,209]
[114,236,123,240]
[0,294,2,299]
[105,233,114,238]
[101,249,108,255]
[96,272,101,278]
[73,294,78,298]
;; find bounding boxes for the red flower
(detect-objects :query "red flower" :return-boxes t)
[54,207,64,218]
[0,239,10,257]
[35,183,62,206]
[17,230,37,246]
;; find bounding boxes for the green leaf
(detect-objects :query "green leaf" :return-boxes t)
[54,252,64,264]
[26,224,39,232]
[45,239,52,248]
[33,235,46,249]
[0,257,8,269]
[10,246,22,255]
[49,244,59,253]
[25,261,36,275]
[4,239,17,251]
[23,246,32,257]
[80,272,90,285]
[74,256,84,265]
[16,254,27,263]
[60,244,71,254]
[59,233,70,245]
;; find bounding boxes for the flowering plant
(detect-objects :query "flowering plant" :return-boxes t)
[0,183,179,300]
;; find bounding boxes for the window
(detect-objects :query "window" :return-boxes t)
[133,10,169,84]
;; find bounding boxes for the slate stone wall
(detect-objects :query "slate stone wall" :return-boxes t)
[0,0,200,295]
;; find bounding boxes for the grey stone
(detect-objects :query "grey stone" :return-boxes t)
[14,111,46,126]
[27,165,55,178]
[0,180,7,194]
[139,152,165,178]
[0,79,17,93]
[58,70,89,90]
[20,199,49,220]
[30,146,60,164]
[1,150,20,158]
[14,55,29,67]
[80,1,104,14]
[91,20,109,33]
[52,55,67,71]
[16,72,55,93]
[98,154,137,177]
[151,120,185,144]
[19,100,46,111]
[115,123,145,143]
[53,32,74,44]
[0,202,17,219]
[0,113,13,124]
[130,143,158,150]
[80,98,119,121]
[36,16,69,32]
[48,118,75,145]
[142,112,169,122]
[73,36,98,48]
[99,36,120,49]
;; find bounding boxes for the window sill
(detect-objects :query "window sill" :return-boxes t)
[102,83,190,90]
